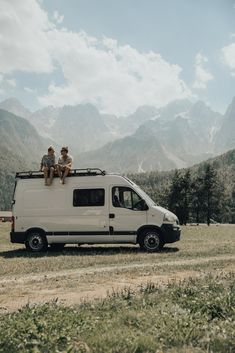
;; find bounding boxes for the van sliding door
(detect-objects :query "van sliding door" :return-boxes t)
[68,187,111,243]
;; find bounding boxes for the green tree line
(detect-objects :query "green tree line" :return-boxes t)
[128,162,235,225]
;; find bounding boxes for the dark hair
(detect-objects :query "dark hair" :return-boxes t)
[61,146,68,153]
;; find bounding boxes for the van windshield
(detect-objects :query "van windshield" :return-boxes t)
[134,185,157,206]
[123,177,157,206]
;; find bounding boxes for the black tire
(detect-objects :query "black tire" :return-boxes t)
[139,229,164,252]
[50,243,65,251]
[25,230,48,252]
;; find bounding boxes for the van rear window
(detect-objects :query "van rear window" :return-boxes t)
[73,189,105,207]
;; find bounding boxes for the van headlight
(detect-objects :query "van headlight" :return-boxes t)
[163,212,176,223]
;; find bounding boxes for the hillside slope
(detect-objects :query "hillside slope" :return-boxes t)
[0,109,45,162]
[0,109,45,209]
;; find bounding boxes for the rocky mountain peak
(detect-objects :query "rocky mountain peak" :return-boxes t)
[189,100,211,117]
[0,97,31,120]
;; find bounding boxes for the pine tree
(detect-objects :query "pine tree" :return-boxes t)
[190,175,205,224]
[230,186,235,223]
[203,164,218,226]
[168,170,191,225]
[181,170,191,225]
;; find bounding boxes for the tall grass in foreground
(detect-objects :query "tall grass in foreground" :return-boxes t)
[0,273,234,353]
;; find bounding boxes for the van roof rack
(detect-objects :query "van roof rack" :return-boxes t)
[16,168,106,179]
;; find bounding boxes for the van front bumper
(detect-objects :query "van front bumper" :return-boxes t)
[160,224,181,244]
[10,231,26,244]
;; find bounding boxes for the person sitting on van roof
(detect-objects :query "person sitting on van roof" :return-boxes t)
[40,146,56,186]
[57,146,73,184]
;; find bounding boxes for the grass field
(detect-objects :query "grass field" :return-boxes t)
[0,223,234,352]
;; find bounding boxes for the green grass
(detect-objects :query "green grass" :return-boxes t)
[0,273,234,353]
[0,223,235,277]
[0,223,235,352]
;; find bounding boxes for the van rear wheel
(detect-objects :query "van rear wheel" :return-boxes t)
[139,229,163,252]
[25,231,48,252]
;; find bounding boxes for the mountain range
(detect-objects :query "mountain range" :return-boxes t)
[76,99,234,172]
[0,96,234,173]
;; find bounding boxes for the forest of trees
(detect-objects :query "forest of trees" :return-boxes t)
[128,153,235,225]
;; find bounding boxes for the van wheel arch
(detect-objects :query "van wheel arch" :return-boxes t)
[25,228,48,252]
[137,226,164,252]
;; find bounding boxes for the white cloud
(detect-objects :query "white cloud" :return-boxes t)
[6,78,16,88]
[0,74,4,95]
[39,30,192,115]
[24,87,36,93]
[222,40,235,76]
[193,53,214,89]
[0,0,53,74]
[0,0,192,115]
[0,75,16,91]
[53,10,64,24]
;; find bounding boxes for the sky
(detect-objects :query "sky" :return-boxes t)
[0,0,235,116]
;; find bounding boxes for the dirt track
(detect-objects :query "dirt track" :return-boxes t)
[1,254,234,313]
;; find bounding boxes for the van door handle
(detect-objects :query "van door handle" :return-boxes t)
[109,213,115,219]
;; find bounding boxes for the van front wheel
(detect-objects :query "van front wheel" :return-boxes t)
[139,229,163,252]
[25,231,48,252]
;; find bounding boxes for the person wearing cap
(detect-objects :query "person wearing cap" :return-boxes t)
[40,146,56,186]
[57,146,73,184]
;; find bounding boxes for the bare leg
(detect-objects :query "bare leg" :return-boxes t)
[48,167,54,185]
[62,166,70,184]
[43,167,49,185]
[57,165,62,179]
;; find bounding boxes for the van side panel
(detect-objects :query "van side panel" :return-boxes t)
[13,177,112,244]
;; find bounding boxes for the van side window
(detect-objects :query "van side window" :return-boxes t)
[112,187,143,210]
[73,189,105,207]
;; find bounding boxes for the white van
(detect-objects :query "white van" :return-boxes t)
[10,168,181,252]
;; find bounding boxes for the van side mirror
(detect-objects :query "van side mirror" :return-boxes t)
[133,199,149,211]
